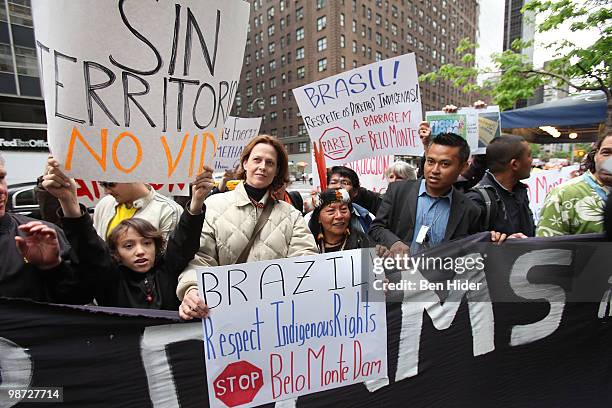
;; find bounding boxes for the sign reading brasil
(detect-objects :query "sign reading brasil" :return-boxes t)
[293,53,423,165]
[197,249,388,407]
[31,0,250,183]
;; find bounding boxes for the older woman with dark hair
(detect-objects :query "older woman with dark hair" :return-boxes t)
[178,135,318,319]
[308,188,378,253]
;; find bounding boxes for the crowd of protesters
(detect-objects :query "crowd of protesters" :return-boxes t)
[1,118,611,318]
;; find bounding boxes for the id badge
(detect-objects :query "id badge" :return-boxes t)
[415,225,430,244]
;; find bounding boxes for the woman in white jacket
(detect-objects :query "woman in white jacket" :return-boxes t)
[178,135,318,320]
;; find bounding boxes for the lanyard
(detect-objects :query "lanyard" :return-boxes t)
[583,173,609,202]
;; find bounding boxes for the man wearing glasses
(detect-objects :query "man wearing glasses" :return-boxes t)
[93,181,183,244]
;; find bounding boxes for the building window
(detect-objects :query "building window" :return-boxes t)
[340,56,346,69]
[352,40,357,53]
[298,142,308,153]
[268,24,275,36]
[270,111,278,121]
[340,34,345,48]
[352,19,356,33]
[316,0,325,10]
[245,71,252,82]
[269,59,276,70]
[297,66,305,78]
[268,42,275,54]
[296,7,304,20]
[270,77,277,88]
[270,95,277,105]
[340,13,345,27]
[8,0,33,27]
[267,6,275,20]
[391,41,398,53]
[0,44,14,73]
[246,86,253,97]
[317,58,327,72]
[296,47,305,60]
[298,124,306,136]
[375,51,382,62]
[296,27,304,41]
[317,37,327,52]
[316,16,326,31]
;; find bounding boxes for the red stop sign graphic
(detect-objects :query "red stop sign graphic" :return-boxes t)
[213,360,263,407]
[319,127,353,161]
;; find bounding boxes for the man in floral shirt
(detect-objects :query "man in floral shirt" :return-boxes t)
[537,134,612,236]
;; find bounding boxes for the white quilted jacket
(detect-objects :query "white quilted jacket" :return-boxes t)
[176,182,318,299]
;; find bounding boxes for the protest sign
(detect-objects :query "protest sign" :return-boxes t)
[345,155,392,194]
[215,116,261,172]
[293,53,423,166]
[31,0,250,183]
[197,249,388,407]
[426,106,500,152]
[310,154,392,194]
[525,165,579,223]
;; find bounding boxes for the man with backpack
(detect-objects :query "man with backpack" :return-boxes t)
[466,135,535,237]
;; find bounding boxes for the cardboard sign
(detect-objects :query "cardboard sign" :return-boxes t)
[32,0,250,183]
[426,106,501,152]
[293,53,423,166]
[215,116,261,171]
[197,250,387,408]
[525,165,579,223]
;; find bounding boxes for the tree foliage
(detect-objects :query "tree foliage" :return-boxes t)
[420,0,611,130]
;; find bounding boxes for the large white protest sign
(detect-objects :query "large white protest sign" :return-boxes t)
[32,0,250,183]
[197,250,387,408]
[215,116,262,172]
[426,106,500,152]
[525,165,579,223]
[293,53,423,166]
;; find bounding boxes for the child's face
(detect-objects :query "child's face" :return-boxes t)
[115,227,156,273]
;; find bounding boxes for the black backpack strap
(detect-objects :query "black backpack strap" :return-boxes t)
[472,186,493,230]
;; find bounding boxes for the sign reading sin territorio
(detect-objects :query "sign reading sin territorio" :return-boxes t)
[293,53,423,165]
[31,0,250,183]
[197,249,388,408]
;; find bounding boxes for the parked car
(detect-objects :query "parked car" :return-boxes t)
[7,182,41,219]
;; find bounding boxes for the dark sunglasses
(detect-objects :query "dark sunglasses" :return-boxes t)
[99,181,117,188]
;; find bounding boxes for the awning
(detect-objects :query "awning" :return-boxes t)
[500,91,607,143]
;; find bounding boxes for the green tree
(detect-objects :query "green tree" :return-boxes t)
[421,0,611,132]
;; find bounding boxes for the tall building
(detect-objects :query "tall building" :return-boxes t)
[0,0,48,183]
[233,0,479,166]
[503,0,535,108]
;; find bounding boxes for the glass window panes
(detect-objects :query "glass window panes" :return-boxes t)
[14,46,38,76]
[8,0,32,27]
[316,16,326,31]
[317,37,327,52]
[0,44,14,73]
[317,58,327,72]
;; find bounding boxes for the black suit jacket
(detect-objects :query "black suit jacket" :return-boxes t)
[368,179,482,249]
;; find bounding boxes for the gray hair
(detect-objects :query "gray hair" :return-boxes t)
[385,161,416,181]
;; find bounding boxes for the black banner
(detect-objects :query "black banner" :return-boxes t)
[1,234,611,407]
